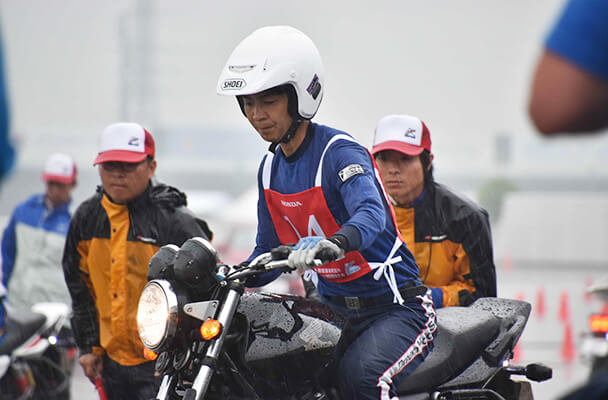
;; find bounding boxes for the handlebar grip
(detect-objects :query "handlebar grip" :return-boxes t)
[271,245,293,260]
[317,247,339,263]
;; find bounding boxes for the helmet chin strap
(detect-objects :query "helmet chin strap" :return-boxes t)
[269,117,302,153]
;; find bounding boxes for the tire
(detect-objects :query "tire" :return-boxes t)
[29,353,71,400]
[590,356,608,378]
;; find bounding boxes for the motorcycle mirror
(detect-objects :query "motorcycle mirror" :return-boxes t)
[174,237,221,296]
[147,244,179,280]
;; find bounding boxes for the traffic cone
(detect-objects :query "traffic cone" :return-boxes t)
[560,322,575,363]
[535,286,546,320]
[502,252,513,274]
[558,290,571,323]
[512,340,522,362]
[584,275,593,303]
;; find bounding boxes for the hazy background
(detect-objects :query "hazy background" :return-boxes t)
[0,1,607,399]
[1,0,607,206]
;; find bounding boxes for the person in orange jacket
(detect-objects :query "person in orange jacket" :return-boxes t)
[63,122,212,400]
[371,114,497,308]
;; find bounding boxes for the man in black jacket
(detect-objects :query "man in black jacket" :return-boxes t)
[63,122,212,400]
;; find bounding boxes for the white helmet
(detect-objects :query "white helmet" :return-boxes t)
[216,25,324,120]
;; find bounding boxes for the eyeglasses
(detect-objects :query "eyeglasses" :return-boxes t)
[99,160,145,173]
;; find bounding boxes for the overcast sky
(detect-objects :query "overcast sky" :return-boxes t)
[1,0,607,178]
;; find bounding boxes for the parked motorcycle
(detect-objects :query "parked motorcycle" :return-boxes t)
[0,302,76,399]
[581,275,608,377]
[136,237,552,400]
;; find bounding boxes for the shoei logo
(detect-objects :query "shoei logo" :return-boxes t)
[405,128,417,139]
[222,79,246,90]
[128,136,140,146]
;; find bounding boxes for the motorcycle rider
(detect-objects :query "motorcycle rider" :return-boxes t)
[217,25,437,400]
[2,153,77,312]
[62,123,212,400]
[371,115,496,308]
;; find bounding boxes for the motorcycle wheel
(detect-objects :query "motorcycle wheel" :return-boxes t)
[29,347,71,400]
[591,356,608,378]
[0,362,36,400]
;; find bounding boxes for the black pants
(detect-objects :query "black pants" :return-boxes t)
[102,355,161,400]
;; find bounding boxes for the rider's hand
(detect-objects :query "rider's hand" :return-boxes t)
[79,353,103,383]
[288,236,344,271]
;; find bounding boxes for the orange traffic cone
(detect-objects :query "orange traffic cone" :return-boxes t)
[561,322,576,363]
[512,340,523,363]
[559,290,571,323]
[584,276,593,303]
[502,252,513,274]
[535,286,546,320]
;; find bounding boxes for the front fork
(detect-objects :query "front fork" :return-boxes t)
[156,287,243,400]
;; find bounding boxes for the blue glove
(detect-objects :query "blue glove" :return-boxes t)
[430,287,444,309]
[288,236,344,271]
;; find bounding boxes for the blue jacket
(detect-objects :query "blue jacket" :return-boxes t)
[248,123,420,298]
[1,194,72,310]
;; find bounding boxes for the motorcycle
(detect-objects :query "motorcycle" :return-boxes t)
[0,302,76,399]
[581,274,608,377]
[136,237,552,400]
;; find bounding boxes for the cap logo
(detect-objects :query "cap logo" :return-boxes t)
[405,128,416,139]
[222,78,246,90]
[128,136,140,146]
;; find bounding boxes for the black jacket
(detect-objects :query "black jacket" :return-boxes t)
[63,182,211,365]
[398,182,496,306]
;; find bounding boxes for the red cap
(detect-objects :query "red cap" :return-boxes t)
[371,115,432,156]
[42,153,77,184]
[93,122,155,165]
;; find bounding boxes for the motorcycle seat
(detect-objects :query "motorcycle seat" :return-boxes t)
[0,311,47,355]
[397,304,500,394]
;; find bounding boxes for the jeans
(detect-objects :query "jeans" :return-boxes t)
[102,355,161,400]
[331,290,437,400]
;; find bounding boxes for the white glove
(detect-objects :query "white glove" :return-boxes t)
[288,236,345,271]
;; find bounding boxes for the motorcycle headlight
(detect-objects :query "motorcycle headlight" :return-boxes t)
[137,279,178,351]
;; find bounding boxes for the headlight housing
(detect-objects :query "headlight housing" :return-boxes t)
[137,279,178,351]
[173,237,221,299]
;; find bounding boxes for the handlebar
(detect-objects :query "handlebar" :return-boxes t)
[222,247,324,282]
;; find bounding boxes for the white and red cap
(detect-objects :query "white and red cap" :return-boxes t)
[42,153,77,184]
[371,114,432,156]
[93,122,155,165]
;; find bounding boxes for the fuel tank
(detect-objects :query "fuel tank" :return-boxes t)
[237,291,345,378]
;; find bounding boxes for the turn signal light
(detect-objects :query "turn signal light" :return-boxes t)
[589,314,608,333]
[200,319,222,340]
[143,348,158,361]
